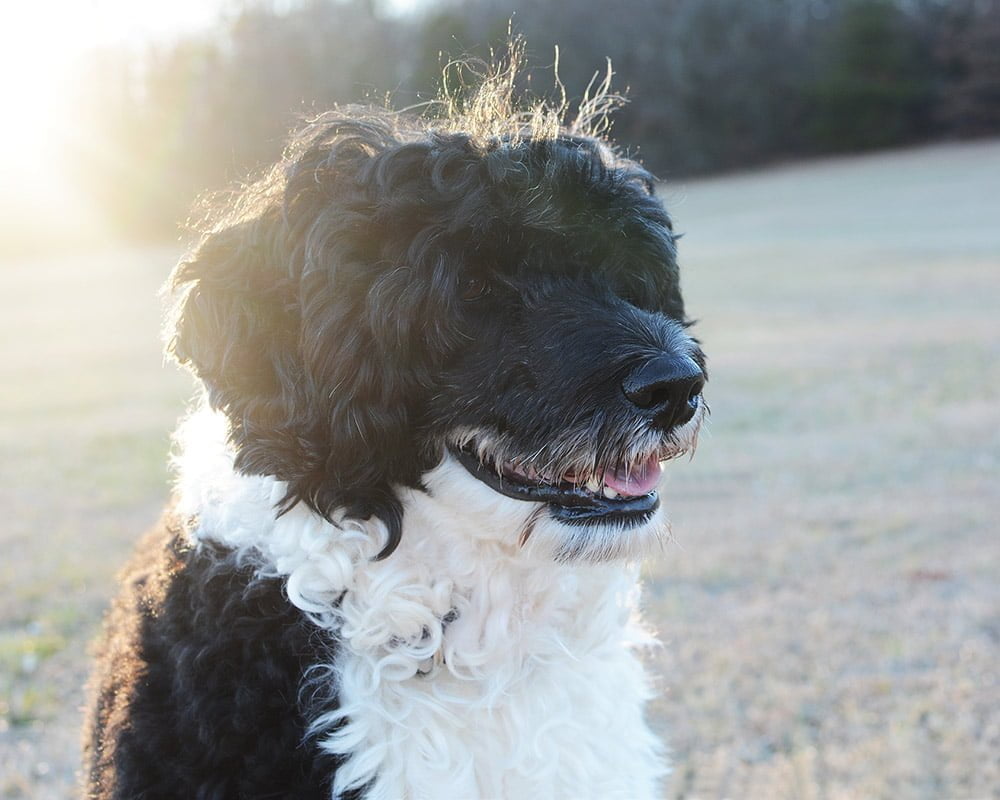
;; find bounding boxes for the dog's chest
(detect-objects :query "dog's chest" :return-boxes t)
[336,643,663,799]
[178,452,667,798]
[322,552,666,799]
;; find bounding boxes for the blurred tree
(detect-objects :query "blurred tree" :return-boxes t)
[73,0,405,237]
[805,0,934,150]
[68,0,1000,239]
[934,0,1000,135]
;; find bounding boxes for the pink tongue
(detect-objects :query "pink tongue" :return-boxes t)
[601,454,662,497]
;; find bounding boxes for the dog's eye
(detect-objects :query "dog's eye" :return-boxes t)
[460,277,491,302]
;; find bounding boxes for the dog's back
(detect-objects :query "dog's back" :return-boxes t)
[84,515,342,798]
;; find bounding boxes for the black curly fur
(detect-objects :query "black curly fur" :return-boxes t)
[84,101,705,797]
[83,515,356,799]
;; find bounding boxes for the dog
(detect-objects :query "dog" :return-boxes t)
[83,79,707,799]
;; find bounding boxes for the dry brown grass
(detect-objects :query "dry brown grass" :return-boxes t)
[648,141,1000,800]
[1,141,998,799]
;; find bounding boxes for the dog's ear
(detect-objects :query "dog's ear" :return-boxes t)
[168,212,298,420]
[167,119,431,558]
[167,210,331,512]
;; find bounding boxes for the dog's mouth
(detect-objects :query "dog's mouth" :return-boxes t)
[448,439,668,525]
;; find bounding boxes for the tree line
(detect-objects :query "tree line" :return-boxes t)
[72,0,1000,238]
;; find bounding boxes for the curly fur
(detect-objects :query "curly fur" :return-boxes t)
[84,80,707,799]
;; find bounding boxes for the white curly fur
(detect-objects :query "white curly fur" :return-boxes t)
[175,408,673,799]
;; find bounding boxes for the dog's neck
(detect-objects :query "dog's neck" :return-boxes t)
[175,408,662,798]
[174,408,651,666]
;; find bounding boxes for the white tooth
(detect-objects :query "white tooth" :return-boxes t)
[603,486,619,499]
[586,477,601,493]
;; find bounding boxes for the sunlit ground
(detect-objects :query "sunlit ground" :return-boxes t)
[1,140,998,797]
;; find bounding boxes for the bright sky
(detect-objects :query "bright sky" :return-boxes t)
[2,1,223,152]
[0,2,230,244]
[1,0,422,162]
[0,0,423,248]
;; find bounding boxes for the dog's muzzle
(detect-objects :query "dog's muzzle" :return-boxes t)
[447,347,706,528]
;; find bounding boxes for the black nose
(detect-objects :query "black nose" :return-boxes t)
[622,355,705,430]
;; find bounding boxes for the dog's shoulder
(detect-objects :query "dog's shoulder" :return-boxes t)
[82,512,350,799]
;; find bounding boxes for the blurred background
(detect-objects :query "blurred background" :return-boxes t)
[1,1,998,798]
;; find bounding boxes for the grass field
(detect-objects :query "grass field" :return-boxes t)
[2,141,998,799]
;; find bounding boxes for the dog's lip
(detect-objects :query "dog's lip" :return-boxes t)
[447,443,662,519]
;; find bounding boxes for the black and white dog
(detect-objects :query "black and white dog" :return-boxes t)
[84,89,707,799]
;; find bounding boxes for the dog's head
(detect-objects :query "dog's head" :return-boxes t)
[168,107,706,561]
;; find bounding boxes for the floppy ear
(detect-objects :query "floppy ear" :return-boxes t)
[167,211,310,476]
[167,119,433,558]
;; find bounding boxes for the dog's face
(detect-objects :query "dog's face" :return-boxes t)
[169,114,706,561]
[430,272,704,560]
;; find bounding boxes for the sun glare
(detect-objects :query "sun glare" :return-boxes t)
[5,2,222,155]
[2,10,74,160]
[1,1,226,248]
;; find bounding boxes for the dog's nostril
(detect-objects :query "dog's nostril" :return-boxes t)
[627,388,653,408]
[638,384,673,412]
[623,356,705,427]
